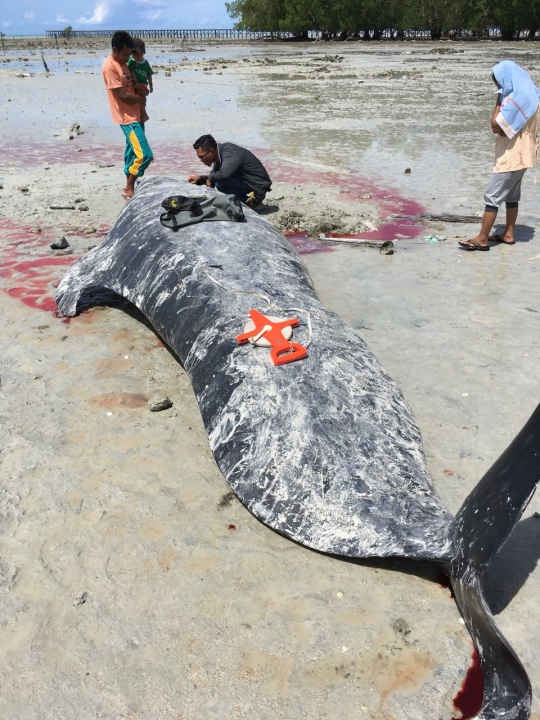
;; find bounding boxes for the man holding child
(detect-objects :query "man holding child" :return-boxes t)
[102,31,153,199]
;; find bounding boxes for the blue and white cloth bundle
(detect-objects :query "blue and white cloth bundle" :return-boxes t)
[492,60,540,138]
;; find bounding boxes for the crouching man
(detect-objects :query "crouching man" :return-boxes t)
[187,134,271,208]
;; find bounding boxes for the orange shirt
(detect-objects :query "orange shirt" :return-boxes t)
[102,54,140,125]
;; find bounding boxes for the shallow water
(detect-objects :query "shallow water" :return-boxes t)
[1,44,263,74]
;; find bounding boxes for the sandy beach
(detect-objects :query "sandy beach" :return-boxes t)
[1,37,539,719]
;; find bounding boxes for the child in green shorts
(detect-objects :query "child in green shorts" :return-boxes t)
[127,38,154,126]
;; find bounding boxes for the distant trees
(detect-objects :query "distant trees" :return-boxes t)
[225,0,540,39]
[491,0,540,40]
[226,0,286,33]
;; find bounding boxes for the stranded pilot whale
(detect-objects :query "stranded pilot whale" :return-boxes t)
[56,176,539,720]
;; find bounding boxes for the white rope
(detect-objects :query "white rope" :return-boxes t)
[201,268,313,349]
[201,269,272,306]
[287,307,313,349]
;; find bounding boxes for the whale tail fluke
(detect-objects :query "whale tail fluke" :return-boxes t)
[450,402,540,719]
[451,566,531,720]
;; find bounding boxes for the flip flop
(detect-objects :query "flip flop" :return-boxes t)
[490,234,516,245]
[121,191,133,201]
[459,240,490,251]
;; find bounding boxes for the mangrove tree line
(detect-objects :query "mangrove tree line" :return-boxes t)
[225,0,540,40]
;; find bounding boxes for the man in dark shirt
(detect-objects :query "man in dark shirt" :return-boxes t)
[187,134,271,208]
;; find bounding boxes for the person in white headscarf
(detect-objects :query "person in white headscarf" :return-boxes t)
[460,61,540,251]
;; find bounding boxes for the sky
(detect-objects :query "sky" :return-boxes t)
[1,0,234,34]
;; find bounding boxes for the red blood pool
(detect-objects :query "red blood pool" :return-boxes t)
[453,650,484,719]
[0,218,86,314]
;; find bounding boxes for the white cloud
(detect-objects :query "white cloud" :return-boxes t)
[142,10,162,20]
[77,0,112,25]
[56,13,69,23]
[133,0,167,7]
[24,11,35,20]
[2,20,12,28]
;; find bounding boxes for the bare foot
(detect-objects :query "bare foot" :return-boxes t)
[122,189,134,200]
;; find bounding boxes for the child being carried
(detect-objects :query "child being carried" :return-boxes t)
[127,37,154,125]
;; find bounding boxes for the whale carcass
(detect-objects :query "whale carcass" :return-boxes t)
[56,176,540,719]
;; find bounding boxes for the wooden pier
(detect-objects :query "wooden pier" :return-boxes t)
[44,27,540,41]
[45,29,310,41]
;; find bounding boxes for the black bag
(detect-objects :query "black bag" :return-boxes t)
[160,194,245,232]
[161,195,206,215]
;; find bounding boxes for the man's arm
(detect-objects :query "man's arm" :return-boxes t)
[187,174,210,185]
[209,145,242,182]
[491,95,504,135]
[127,70,147,97]
[111,86,143,105]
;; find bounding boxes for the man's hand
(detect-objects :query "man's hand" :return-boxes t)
[111,87,143,105]
[205,177,213,187]
[188,175,211,186]
[135,84,149,97]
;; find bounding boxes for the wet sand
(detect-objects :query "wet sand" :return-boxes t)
[0,40,539,720]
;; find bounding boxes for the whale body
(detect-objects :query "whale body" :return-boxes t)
[56,176,539,720]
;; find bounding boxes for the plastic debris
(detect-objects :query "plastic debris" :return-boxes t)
[421,235,446,243]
